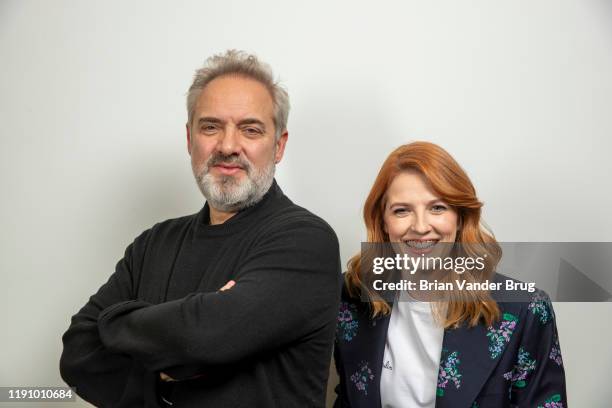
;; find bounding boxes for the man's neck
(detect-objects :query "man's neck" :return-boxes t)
[209,206,238,225]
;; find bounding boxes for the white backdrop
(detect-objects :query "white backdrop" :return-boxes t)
[1,0,611,406]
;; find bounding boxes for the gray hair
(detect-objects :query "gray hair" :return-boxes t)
[186,49,290,140]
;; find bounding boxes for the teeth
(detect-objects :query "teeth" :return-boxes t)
[405,240,438,249]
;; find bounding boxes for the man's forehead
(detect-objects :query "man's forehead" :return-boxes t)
[194,77,275,123]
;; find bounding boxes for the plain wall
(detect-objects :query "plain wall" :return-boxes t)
[1,0,611,406]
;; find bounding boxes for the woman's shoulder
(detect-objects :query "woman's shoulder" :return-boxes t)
[340,275,365,307]
[339,273,380,318]
[491,272,551,301]
[491,272,557,326]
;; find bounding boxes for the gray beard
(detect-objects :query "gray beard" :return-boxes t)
[194,156,276,213]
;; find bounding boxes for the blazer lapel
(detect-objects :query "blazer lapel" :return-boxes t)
[345,311,391,408]
[435,304,523,408]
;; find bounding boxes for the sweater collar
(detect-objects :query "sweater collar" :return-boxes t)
[195,179,284,236]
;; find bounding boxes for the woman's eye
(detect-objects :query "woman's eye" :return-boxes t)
[431,205,447,212]
[393,208,408,215]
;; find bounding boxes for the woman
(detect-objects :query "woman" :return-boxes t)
[334,142,566,408]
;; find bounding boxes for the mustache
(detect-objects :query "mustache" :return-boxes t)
[206,153,251,172]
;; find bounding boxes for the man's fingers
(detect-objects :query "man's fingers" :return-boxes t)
[218,280,236,292]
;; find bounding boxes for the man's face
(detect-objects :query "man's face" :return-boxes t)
[187,75,288,212]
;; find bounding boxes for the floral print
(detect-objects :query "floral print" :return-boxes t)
[537,394,564,408]
[335,285,566,407]
[528,292,552,324]
[487,312,518,359]
[549,332,563,366]
[437,349,462,397]
[350,361,374,395]
[503,347,536,389]
[337,301,359,342]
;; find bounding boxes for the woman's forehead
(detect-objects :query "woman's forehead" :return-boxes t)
[386,171,440,202]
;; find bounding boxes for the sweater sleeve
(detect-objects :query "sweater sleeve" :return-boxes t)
[59,230,149,407]
[510,290,568,407]
[97,220,341,373]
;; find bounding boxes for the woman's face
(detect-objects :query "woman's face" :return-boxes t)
[383,171,459,251]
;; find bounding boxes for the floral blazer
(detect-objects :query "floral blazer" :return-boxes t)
[333,275,567,408]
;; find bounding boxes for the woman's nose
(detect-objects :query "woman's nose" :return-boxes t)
[410,213,432,235]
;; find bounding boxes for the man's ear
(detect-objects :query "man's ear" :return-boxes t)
[186,123,192,155]
[274,130,289,164]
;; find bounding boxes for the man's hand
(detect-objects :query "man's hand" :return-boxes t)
[159,372,177,382]
[218,280,235,292]
[159,279,236,382]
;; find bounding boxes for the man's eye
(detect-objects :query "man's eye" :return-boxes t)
[243,127,262,135]
[201,125,217,133]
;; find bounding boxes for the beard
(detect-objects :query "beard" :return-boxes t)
[193,152,275,212]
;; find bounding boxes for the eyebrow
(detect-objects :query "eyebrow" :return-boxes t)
[197,117,266,130]
[237,118,266,130]
[388,199,446,208]
[197,117,224,126]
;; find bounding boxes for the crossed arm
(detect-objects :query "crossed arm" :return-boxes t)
[158,279,235,383]
[61,221,341,401]
[59,230,150,407]
[96,222,340,378]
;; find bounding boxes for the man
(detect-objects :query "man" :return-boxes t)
[60,50,341,407]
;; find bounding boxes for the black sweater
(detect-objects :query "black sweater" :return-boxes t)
[60,181,341,407]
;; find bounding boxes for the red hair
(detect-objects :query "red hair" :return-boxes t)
[345,141,501,328]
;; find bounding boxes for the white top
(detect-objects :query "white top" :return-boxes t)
[379,291,444,408]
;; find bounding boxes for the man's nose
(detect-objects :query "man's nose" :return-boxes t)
[217,126,240,155]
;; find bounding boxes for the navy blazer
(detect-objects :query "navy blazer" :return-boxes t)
[333,274,567,408]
